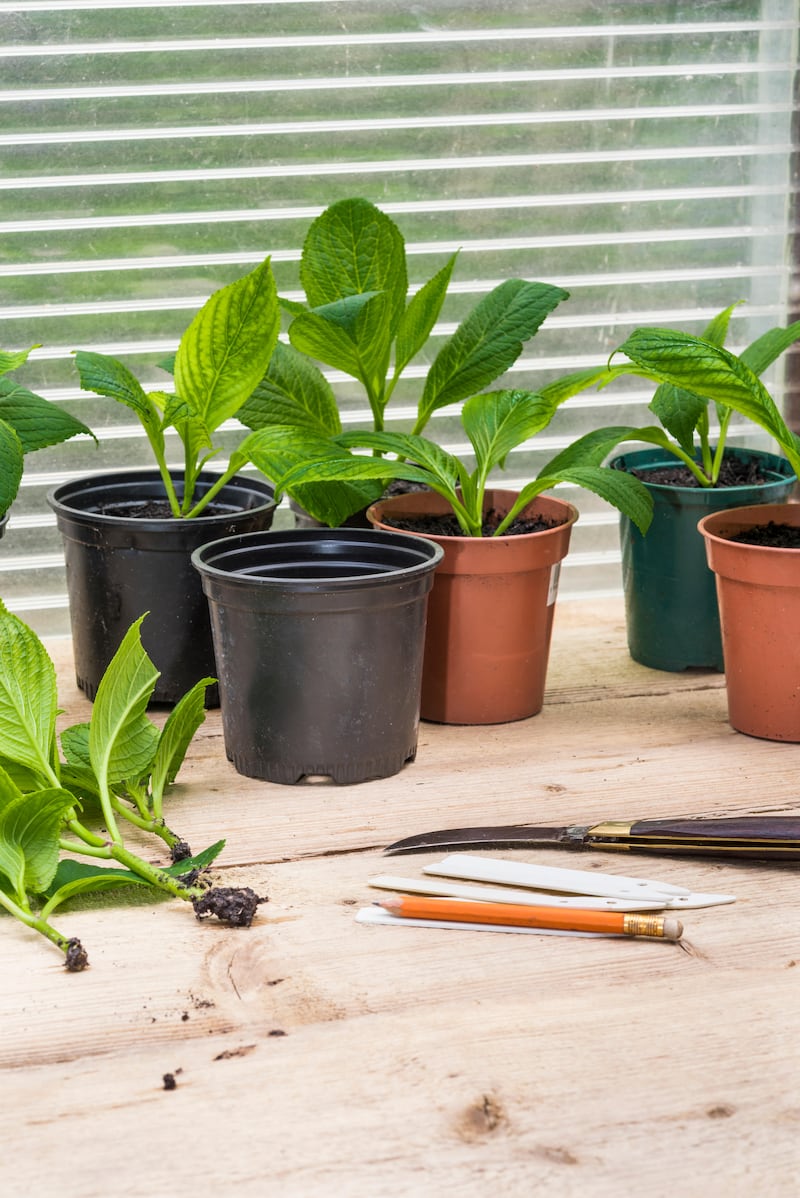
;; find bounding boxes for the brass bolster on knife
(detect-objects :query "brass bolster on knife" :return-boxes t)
[586,821,634,844]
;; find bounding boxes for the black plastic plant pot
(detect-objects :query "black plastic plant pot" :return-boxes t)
[47,470,276,706]
[192,528,444,785]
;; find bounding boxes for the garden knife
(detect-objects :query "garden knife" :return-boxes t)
[384,816,800,860]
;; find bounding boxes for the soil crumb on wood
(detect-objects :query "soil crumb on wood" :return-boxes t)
[729,521,800,549]
[381,508,562,537]
[629,457,769,489]
[214,1045,257,1060]
[192,886,267,927]
[64,938,89,971]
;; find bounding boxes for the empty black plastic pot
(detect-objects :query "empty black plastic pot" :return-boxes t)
[48,470,276,705]
[192,528,444,784]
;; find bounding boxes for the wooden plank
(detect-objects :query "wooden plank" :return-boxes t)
[2,851,798,1195]
[3,980,799,1197]
[2,848,796,1061]
[45,602,793,870]
[3,601,798,1196]
[546,597,727,703]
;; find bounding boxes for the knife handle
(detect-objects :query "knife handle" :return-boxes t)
[586,816,800,860]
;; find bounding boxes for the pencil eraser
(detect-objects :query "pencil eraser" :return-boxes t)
[663,918,683,941]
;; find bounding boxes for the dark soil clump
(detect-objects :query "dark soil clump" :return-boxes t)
[729,521,800,549]
[170,840,192,863]
[178,867,203,887]
[99,499,179,518]
[192,886,267,927]
[64,938,89,971]
[380,507,562,537]
[93,499,235,519]
[629,456,768,489]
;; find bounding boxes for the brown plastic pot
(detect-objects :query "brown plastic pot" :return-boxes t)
[699,503,800,741]
[367,488,578,725]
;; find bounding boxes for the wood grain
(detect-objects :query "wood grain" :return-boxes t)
[3,599,799,1196]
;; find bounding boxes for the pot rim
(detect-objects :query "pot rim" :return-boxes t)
[47,467,276,529]
[192,526,444,590]
[609,446,797,493]
[698,502,800,550]
[367,487,579,542]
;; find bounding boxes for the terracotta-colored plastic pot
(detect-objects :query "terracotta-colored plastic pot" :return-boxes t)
[367,488,578,724]
[699,503,800,741]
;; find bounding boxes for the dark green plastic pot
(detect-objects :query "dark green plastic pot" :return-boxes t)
[611,448,796,671]
[192,528,443,785]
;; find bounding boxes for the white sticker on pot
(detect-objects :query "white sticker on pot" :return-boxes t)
[547,563,561,606]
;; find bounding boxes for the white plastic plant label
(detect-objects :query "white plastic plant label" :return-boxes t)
[547,562,561,606]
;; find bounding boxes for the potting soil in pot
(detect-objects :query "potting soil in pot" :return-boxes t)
[378,509,562,537]
[629,457,770,488]
[729,522,800,548]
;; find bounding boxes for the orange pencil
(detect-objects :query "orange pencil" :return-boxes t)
[377,895,683,940]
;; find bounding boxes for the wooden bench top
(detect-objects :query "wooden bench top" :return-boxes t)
[3,598,798,1196]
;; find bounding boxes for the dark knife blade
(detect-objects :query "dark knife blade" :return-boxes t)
[384,816,800,860]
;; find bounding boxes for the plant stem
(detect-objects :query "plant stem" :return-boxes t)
[0,887,80,961]
[120,781,152,820]
[108,842,202,902]
[425,483,479,535]
[353,351,384,432]
[110,797,185,851]
[151,447,182,517]
[183,461,238,518]
[59,837,111,859]
[711,410,733,483]
[64,800,192,891]
[697,409,713,478]
[181,442,209,515]
[91,769,123,845]
[663,442,715,486]
[493,485,545,536]
[65,814,112,849]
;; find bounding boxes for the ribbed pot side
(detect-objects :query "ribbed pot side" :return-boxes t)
[193,527,443,784]
[699,502,800,742]
[611,448,796,671]
[48,470,276,706]
[368,488,578,725]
